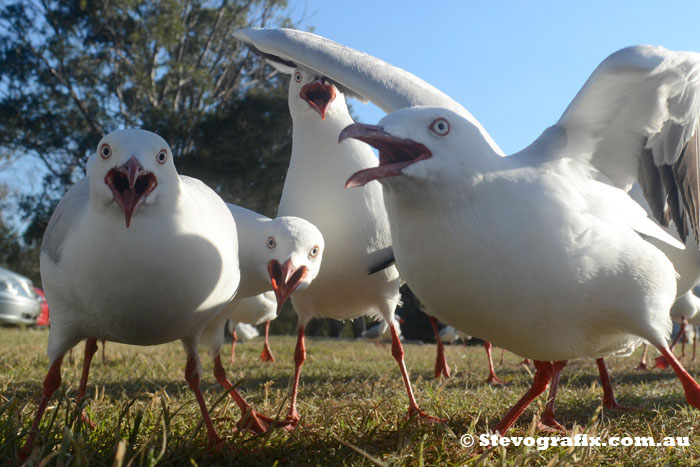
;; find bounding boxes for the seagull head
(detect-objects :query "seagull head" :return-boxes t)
[290,68,339,120]
[263,217,325,314]
[91,129,177,228]
[340,106,491,187]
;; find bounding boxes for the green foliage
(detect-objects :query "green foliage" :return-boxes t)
[0,0,294,262]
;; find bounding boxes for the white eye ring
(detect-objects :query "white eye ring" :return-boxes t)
[267,237,276,249]
[294,71,303,83]
[156,149,168,164]
[100,144,112,159]
[309,245,320,258]
[429,118,450,136]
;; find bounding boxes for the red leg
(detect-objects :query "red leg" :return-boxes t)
[682,330,687,359]
[657,346,700,409]
[636,344,649,370]
[655,318,687,369]
[596,357,640,410]
[493,361,553,434]
[537,360,567,432]
[19,356,64,462]
[76,339,98,429]
[390,322,445,423]
[429,317,450,378]
[261,320,275,362]
[212,354,289,433]
[184,354,221,448]
[483,341,505,385]
[286,326,306,426]
[230,328,237,364]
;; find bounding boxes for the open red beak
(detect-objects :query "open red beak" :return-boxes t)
[300,78,336,120]
[268,259,308,314]
[104,156,158,228]
[339,123,432,187]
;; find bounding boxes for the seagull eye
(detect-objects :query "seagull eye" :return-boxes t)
[267,237,276,249]
[294,71,303,83]
[429,118,450,136]
[309,245,320,258]
[156,150,168,164]
[100,144,112,159]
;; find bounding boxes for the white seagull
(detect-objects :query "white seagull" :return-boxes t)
[231,321,261,342]
[340,103,700,433]
[232,26,507,386]
[360,316,403,342]
[199,203,324,433]
[233,41,443,428]
[227,291,277,362]
[21,129,240,458]
[236,31,700,428]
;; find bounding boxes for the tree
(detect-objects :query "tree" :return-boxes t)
[0,0,295,255]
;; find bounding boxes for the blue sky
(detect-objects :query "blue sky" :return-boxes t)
[285,0,700,154]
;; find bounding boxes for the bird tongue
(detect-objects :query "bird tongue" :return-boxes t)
[301,79,336,120]
[268,259,308,314]
[104,157,158,228]
[338,123,432,187]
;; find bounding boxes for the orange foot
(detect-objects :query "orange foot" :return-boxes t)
[236,409,297,434]
[81,410,96,430]
[485,374,507,386]
[654,356,670,369]
[260,344,275,363]
[537,417,567,434]
[407,406,447,424]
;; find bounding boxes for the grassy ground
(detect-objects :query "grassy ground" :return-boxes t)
[1,327,700,466]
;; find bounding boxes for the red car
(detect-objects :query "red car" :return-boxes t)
[34,287,49,326]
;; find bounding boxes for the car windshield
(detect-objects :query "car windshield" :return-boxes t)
[0,278,35,298]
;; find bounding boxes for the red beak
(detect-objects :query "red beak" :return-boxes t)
[300,78,336,120]
[268,259,308,314]
[339,123,432,188]
[104,156,158,228]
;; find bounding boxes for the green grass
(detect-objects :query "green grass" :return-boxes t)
[1,327,700,466]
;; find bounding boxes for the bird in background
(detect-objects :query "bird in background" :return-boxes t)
[236,27,444,428]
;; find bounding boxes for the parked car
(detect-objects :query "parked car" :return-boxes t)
[0,267,40,326]
[34,287,50,326]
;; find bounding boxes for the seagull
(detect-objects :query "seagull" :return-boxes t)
[236,31,700,427]
[687,294,700,360]
[234,29,443,427]
[227,291,277,363]
[199,204,324,433]
[21,129,240,459]
[360,316,403,342]
[438,325,469,344]
[231,321,260,342]
[653,290,700,367]
[340,103,700,433]
[220,204,324,364]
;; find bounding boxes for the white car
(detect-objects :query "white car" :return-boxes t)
[0,267,40,326]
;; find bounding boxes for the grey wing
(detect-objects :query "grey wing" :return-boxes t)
[234,27,502,154]
[518,45,700,242]
[41,177,90,264]
[368,247,395,275]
